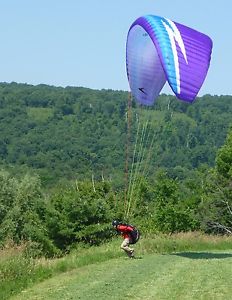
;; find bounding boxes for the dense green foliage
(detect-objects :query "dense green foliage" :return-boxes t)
[198,129,232,233]
[0,82,232,257]
[0,171,118,256]
[0,82,231,187]
[0,83,128,186]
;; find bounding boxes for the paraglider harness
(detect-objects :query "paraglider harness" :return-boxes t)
[118,222,140,244]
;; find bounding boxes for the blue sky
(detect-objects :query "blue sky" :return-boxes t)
[0,1,230,96]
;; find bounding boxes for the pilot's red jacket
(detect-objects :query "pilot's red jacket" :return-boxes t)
[116,224,133,239]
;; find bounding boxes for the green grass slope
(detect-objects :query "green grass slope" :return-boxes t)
[11,251,232,300]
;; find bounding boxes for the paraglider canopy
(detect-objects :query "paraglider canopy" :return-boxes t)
[126,15,213,106]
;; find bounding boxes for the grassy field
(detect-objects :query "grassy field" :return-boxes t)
[2,233,232,300]
[10,251,232,300]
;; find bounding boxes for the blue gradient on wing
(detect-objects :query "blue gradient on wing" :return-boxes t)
[144,15,178,94]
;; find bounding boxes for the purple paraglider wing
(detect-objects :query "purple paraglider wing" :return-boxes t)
[126,15,213,105]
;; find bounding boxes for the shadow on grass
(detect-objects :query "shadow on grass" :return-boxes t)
[172,252,232,260]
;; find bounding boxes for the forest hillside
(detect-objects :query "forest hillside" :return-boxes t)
[0,82,231,187]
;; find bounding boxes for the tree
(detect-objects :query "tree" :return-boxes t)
[199,128,232,234]
[46,181,115,249]
[0,171,57,256]
[151,172,199,232]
